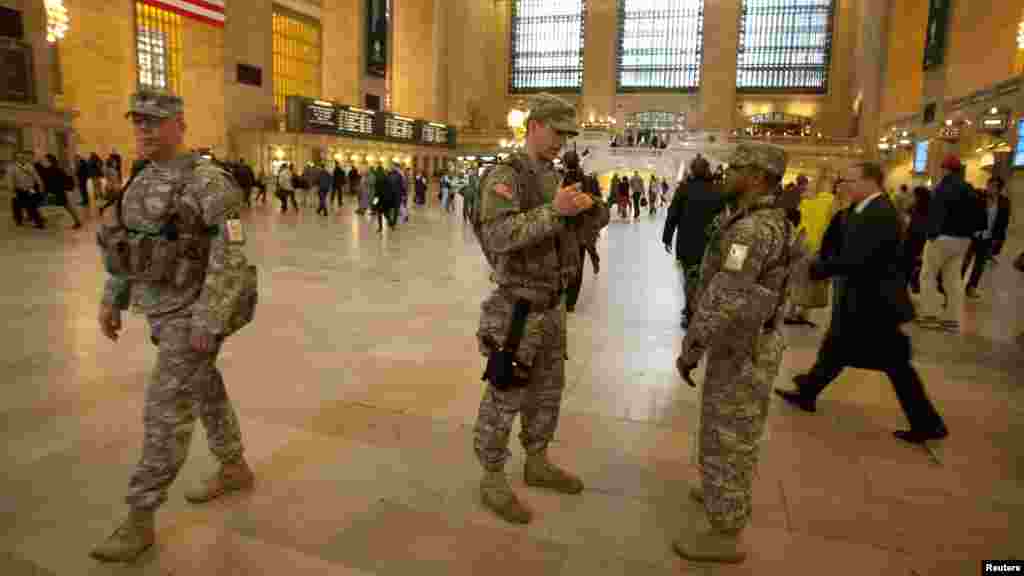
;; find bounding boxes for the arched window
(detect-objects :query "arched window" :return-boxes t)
[736,0,834,92]
[510,0,586,93]
[617,0,703,91]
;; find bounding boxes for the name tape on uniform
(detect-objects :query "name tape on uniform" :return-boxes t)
[724,244,750,271]
[225,219,245,243]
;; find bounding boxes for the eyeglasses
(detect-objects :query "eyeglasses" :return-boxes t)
[129,115,167,129]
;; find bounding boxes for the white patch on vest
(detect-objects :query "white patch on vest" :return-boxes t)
[724,243,750,271]
[155,184,172,194]
[225,219,245,243]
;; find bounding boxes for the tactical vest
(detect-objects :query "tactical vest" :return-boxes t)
[470,157,544,269]
[96,162,215,289]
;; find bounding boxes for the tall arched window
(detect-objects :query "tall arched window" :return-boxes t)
[617,0,704,91]
[736,0,834,92]
[510,0,586,93]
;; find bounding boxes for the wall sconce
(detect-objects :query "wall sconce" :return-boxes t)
[274,148,285,160]
[45,0,69,43]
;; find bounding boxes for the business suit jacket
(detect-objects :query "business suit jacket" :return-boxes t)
[812,195,914,366]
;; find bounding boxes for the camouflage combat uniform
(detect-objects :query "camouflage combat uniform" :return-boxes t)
[473,98,610,480]
[102,150,249,511]
[678,144,795,549]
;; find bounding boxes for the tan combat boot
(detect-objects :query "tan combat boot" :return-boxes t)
[689,483,704,504]
[185,459,255,504]
[673,528,746,564]
[481,470,532,524]
[89,508,155,563]
[524,450,584,494]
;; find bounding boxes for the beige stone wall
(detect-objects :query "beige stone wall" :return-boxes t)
[223,0,274,141]
[392,0,438,120]
[181,19,225,154]
[443,0,507,130]
[943,0,1020,102]
[59,0,136,157]
[322,0,362,107]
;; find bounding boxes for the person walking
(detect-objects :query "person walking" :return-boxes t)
[961,175,1010,299]
[630,171,644,219]
[917,156,983,332]
[76,154,90,206]
[663,156,725,328]
[332,163,346,208]
[316,162,332,216]
[6,150,46,228]
[775,162,948,446]
[275,163,297,213]
[91,89,256,563]
[40,154,83,229]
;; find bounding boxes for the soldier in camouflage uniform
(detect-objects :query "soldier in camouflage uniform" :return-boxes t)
[473,94,610,524]
[674,143,796,563]
[91,90,255,563]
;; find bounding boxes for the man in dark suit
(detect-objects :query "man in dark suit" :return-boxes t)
[663,155,725,328]
[775,162,948,445]
[961,175,1011,299]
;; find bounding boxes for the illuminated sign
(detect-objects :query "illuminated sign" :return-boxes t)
[914,140,929,174]
[1014,119,1024,168]
[980,108,1010,133]
[297,98,454,147]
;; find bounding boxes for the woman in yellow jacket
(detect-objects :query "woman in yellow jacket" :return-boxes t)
[786,181,838,325]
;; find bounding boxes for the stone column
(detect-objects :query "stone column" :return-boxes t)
[696,0,740,134]
[223,0,273,157]
[856,0,889,161]
[582,0,617,123]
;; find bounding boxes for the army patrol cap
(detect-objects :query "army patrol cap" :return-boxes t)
[526,93,579,136]
[727,143,788,178]
[126,89,184,119]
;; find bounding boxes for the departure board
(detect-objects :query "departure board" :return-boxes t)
[420,123,450,145]
[297,98,453,147]
[383,114,415,141]
[338,107,376,136]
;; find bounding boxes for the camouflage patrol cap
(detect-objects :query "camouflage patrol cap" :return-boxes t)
[126,89,184,119]
[727,143,788,178]
[526,93,578,135]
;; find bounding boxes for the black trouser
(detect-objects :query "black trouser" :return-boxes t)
[565,246,588,310]
[242,186,252,207]
[961,238,992,291]
[78,177,89,205]
[632,194,640,218]
[279,190,297,212]
[12,189,45,227]
[330,184,344,206]
[317,188,329,215]
[801,328,945,432]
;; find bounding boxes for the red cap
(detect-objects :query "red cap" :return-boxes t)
[941,154,962,171]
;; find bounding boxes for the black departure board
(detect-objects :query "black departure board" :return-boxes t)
[420,123,450,145]
[383,114,415,141]
[298,98,454,147]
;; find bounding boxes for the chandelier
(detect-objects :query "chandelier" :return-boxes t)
[45,0,70,43]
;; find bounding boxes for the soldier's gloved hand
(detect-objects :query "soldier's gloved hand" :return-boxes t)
[554,183,588,216]
[808,259,829,281]
[676,356,698,388]
[591,254,600,275]
[190,326,217,353]
[99,303,122,342]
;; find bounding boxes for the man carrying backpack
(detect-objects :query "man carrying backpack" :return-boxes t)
[471,94,609,525]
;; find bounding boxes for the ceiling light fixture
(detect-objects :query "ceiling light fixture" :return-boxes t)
[45,0,69,42]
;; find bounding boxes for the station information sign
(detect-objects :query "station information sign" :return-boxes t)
[299,98,454,147]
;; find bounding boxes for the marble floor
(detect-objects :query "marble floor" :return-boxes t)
[1,195,1022,575]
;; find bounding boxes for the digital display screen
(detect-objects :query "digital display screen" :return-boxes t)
[300,99,453,146]
[1014,119,1024,168]
[383,115,415,141]
[421,123,450,145]
[914,140,929,174]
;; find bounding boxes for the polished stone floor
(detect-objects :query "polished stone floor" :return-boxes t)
[1,195,1022,575]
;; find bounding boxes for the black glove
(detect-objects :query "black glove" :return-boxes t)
[676,357,698,388]
[664,242,673,255]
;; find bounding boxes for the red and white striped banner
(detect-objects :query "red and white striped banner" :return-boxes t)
[141,0,225,27]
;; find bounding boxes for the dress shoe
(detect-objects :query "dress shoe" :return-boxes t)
[774,388,816,413]
[893,426,948,445]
